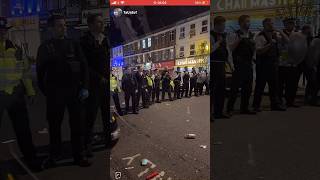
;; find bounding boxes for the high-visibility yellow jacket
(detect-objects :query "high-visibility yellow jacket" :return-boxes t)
[146,76,153,87]
[0,40,35,96]
[170,80,174,88]
[110,75,120,92]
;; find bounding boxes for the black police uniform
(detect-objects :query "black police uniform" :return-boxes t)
[36,37,89,162]
[161,72,172,101]
[189,72,197,96]
[0,40,37,168]
[135,71,147,108]
[173,73,182,99]
[182,72,190,97]
[227,30,255,113]
[122,72,138,113]
[252,32,282,110]
[153,74,161,102]
[211,31,228,117]
[80,32,110,154]
[141,74,149,107]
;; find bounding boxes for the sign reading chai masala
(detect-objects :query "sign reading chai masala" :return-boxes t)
[212,0,290,11]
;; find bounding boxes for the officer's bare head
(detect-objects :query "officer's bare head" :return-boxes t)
[88,14,105,34]
[213,16,226,33]
[239,15,250,30]
[262,18,274,32]
[48,15,66,39]
[283,18,295,32]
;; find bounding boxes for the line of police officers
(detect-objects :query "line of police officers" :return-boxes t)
[211,15,320,120]
[113,66,209,115]
[0,13,112,171]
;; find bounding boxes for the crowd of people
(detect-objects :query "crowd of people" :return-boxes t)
[0,13,110,171]
[212,15,320,120]
[111,66,210,116]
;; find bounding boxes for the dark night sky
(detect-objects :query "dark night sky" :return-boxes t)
[110,6,209,47]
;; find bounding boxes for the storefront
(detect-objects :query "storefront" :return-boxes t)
[152,60,175,73]
[175,55,209,73]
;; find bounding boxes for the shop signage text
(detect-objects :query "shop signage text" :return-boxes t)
[213,0,289,11]
[176,57,207,66]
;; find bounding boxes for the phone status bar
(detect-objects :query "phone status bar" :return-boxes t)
[110,0,210,6]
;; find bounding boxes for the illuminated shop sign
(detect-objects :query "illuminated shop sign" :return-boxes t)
[175,57,208,66]
[212,0,288,11]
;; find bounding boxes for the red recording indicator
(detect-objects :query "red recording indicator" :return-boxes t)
[110,0,210,6]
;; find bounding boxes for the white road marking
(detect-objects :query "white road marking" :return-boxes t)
[122,154,141,166]
[187,106,191,114]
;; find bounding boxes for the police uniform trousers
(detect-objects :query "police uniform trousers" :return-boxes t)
[182,82,189,97]
[153,85,160,102]
[162,84,172,100]
[124,90,137,112]
[298,62,319,104]
[136,86,147,108]
[0,84,36,161]
[174,82,181,99]
[47,87,87,160]
[253,61,281,109]
[189,80,197,96]
[147,86,153,103]
[227,63,253,112]
[213,62,226,116]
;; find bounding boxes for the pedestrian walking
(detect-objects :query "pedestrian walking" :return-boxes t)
[0,16,42,171]
[37,15,90,167]
[211,16,230,119]
[226,15,256,115]
[252,18,288,112]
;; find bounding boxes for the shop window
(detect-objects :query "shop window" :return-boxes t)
[169,49,174,59]
[190,24,196,38]
[142,39,146,49]
[170,31,175,41]
[147,38,152,48]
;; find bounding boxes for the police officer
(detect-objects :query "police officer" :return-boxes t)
[136,66,147,109]
[37,15,90,166]
[80,14,110,158]
[189,68,198,97]
[122,68,138,114]
[204,70,209,95]
[146,70,154,105]
[182,67,190,98]
[161,70,173,101]
[173,71,182,99]
[141,70,149,108]
[0,17,41,171]
[252,18,288,112]
[111,71,123,116]
[226,15,256,115]
[153,69,161,103]
[211,16,230,119]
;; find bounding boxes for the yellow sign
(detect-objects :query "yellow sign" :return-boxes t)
[176,57,208,66]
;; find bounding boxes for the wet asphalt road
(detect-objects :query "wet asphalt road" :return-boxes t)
[110,95,210,180]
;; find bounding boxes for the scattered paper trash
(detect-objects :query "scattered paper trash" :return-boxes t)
[125,167,134,170]
[186,119,190,122]
[146,171,159,180]
[200,145,207,149]
[185,134,196,139]
[141,159,148,166]
[38,128,48,134]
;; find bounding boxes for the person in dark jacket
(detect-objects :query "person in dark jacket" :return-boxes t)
[173,71,182,99]
[161,70,173,101]
[182,68,190,98]
[135,66,147,108]
[153,69,161,103]
[122,68,138,114]
[141,70,149,108]
[37,15,90,167]
[189,68,198,97]
[80,14,110,158]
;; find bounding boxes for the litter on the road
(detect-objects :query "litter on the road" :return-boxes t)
[186,119,190,122]
[165,103,171,106]
[200,145,207,149]
[141,159,148,166]
[185,134,196,139]
[37,128,48,134]
[146,171,159,180]
[125,167,134,170]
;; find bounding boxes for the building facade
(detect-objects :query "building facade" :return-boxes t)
[175,11,210,72]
